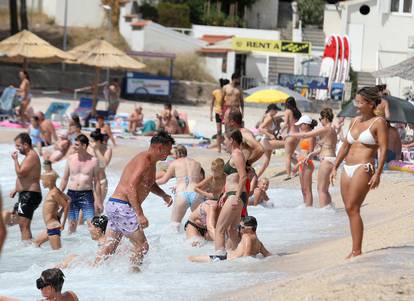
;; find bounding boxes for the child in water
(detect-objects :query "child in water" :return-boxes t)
[248,178,273,208]
[37,170,70,250]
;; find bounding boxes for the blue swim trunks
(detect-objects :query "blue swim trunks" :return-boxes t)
[67,190,95,221]
[47,228,61,236]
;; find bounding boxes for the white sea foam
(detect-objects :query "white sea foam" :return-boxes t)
[0,144,347,300]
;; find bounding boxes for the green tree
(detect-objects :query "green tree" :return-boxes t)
[9,0,19,34]
[297,0,325,27]
[140,2,158,21]
[157,2,191,28]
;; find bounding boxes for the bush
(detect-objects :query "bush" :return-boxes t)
[140,2,158,21]
[297,0,325,27]
[157,2,191,28]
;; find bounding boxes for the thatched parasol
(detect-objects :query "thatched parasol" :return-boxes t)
[67,38,145,113]
[0,30,73,67]
[371,56,414,81]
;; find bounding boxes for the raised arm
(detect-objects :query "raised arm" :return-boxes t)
[259,115,276,139]
[12,152,35,178]
[288,126,327,139]
[156,162,175,185]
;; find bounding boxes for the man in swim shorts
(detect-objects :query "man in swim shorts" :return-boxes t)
[222,73,244,118]
[59,134,101,234]
[9,133,42,241]
[188,216,271,262]
[94,130,174,270]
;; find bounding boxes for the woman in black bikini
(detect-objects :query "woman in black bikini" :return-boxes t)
[212,129,247,260]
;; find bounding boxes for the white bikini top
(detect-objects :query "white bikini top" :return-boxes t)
[346,117,380,145]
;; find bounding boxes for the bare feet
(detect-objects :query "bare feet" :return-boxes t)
[345,250,362,259]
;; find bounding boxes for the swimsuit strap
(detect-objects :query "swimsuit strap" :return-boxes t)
[367,117,381,129]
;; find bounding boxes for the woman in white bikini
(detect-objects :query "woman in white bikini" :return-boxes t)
[256,104,285,178]
[288,108,337,207]
[330,86,387,259]
[281,97,302,180]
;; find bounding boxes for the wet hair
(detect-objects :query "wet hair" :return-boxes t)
[357,86,381,107]
[266,103,281,113]
[175,144,187,158]
[228,108,243,126]
[220,78,230,88]
[91,215,108,233]
[75,134,89,147]
[320,108,334,122]
[90,128,104,142]
[42,170,59,183]
[225,129,243,145]
[164,103,172,110]
[20,69,30,81]
[211,158,225,172]
[15,132,32,147]
[242,216,257,231]
[285,97,302,120]
[150,130,175,145]
[39,268,65,292]
[231,73,240,80]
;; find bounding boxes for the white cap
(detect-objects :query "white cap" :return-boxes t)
[295,115,313,126]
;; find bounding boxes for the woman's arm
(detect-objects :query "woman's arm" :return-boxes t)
[105,125,116,146]
[370,119,388,189]
[288,127,327,139]
[251,188,262,206]
[234,151,247,201]
[258,115,276,139]
[194,176,214,199]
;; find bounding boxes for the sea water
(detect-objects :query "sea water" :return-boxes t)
[0,144,347,300]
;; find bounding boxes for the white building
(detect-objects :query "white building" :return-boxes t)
[324,0,414,97]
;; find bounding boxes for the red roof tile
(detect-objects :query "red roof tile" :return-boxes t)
[131,20,151,28]
[200,35,233,45]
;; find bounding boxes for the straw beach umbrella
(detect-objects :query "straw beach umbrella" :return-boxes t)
[67,38,145,113]
[0,30,73,67]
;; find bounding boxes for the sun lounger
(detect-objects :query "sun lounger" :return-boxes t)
[74,97,93,120]
[0,87,17,120]
[44,102,70,120]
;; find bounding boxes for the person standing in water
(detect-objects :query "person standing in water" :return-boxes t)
[157,145,203,231]
[281,97,302,180]
[330,86,387,258]
[59,134,102,233]
[96,115,116,146]
[94,131,174,270]
[288,108,337,207]
[0,191,6,254]
[36,111,57,146]
[210,78,229,153]
[9,133,42,241]
[222,73,244,117]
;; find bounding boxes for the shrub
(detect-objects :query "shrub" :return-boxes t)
[157,2,191,28]
[297,0,325,27]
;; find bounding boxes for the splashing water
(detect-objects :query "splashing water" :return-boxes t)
[0,144,347,300]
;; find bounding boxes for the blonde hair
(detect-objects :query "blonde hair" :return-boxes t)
[259,177,269,184]
[211,158,224,172]
[42,170,59,183]
[175,145,187,158]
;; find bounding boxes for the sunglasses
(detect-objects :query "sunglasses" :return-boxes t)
[36,278,49,290]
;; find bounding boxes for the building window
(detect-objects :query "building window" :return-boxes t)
[222,55,227,73]
[391,0,413,13]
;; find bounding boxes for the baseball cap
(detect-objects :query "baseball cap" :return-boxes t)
[295,115,313,126]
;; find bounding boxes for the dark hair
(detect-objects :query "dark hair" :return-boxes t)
[31,116,40,123]
[285,97,302,120]
[242,216,257,231]
[75,134,89,146]
[40,268,65,292]
[150,130,175,145]
[75,123,82,130]
[309,119,318,129]
[90,128,104,142]
[15,132,32,147]
[71,114,80,125]
[164,103,172,110]
[228,108,243,126]
[43,160,52,167]
[376,84,387,92]
[320,108,334,122]
[357,86,381,107]
[91,215,108,233]
[20,69,30,81]
[225,129,243,145]
[231,73,240,80]
[220,78,230,88]
[97,115,105,121]
[266,103,281,113]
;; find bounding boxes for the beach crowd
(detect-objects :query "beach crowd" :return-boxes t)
[1,70,414,300]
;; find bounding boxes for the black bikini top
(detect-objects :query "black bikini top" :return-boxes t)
[224,159,238,175]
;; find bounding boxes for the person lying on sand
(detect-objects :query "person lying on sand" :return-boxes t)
[188,216,271,262]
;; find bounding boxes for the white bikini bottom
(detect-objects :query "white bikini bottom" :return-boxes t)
[343,163,374,178]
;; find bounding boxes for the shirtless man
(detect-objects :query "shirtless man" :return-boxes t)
[222,73,244,117]
[43,132,71,163]
[59,134,101,234]
[157,145,203,231]
[7,133,42,241]
[156,110,180,135]
[35,171,70,250]
[36,112,57,146]
[128,106,144,133]
[95,131,174,270]
[188,216,271,262]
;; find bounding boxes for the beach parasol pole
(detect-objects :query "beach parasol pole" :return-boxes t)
[92,66,100,115]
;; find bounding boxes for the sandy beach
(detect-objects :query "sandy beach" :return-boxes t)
[1,95,413,300]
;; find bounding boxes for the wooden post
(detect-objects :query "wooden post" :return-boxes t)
[92,67,100,115]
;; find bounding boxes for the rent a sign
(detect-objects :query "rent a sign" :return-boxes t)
[232,37,311,54]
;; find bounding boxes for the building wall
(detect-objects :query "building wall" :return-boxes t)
[246,54,267,84]
[54,0,106,28]
[192,25,280,40]
[244,0,279,30]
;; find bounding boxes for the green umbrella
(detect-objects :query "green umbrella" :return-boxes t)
[338,95,414,123]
